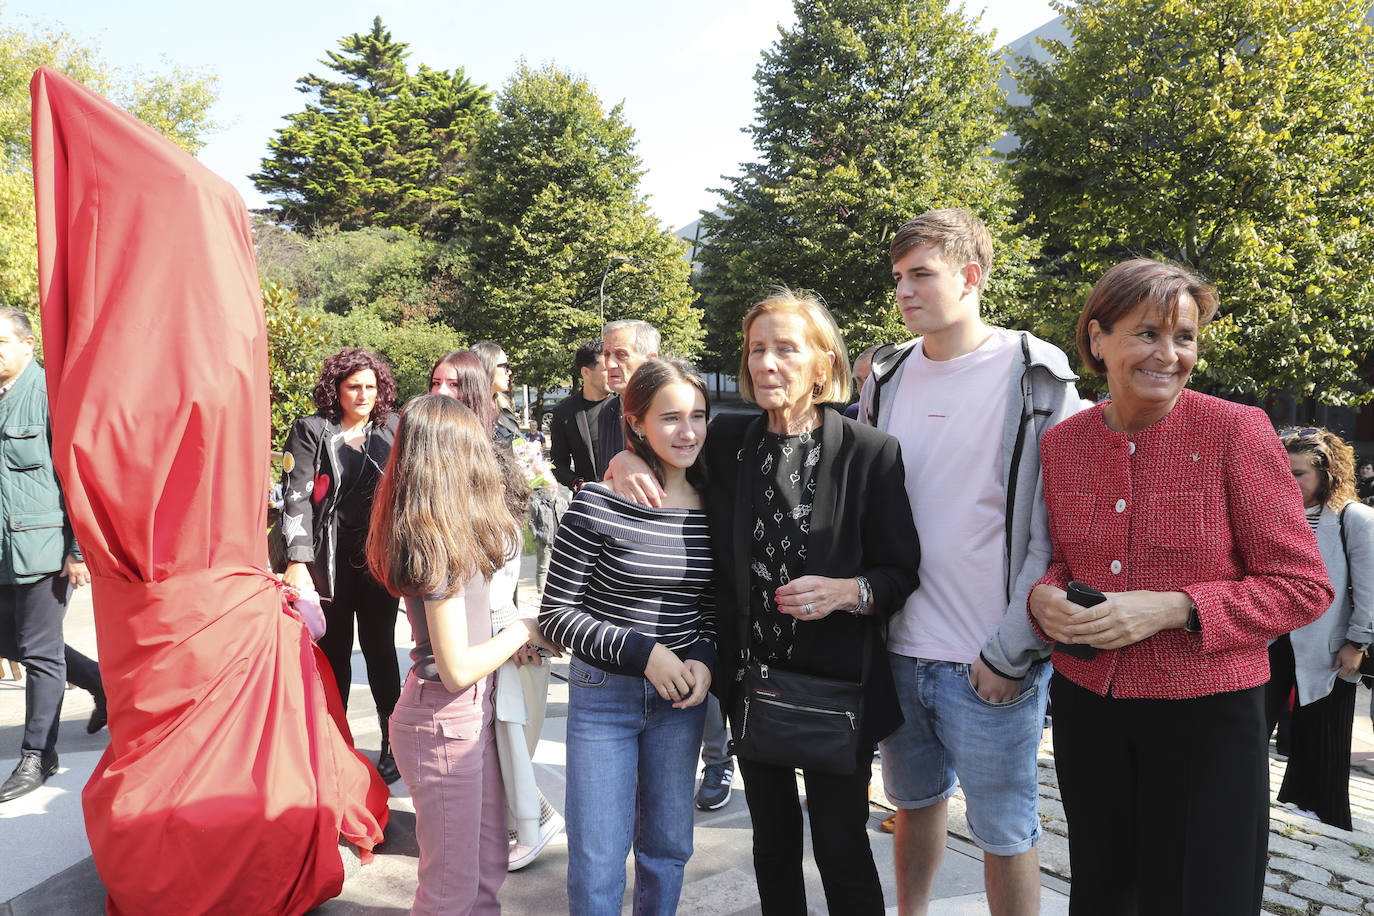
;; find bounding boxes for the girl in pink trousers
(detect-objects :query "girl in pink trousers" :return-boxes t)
[368,394,559,915]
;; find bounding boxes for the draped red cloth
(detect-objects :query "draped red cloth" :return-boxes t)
[30,67,388,915]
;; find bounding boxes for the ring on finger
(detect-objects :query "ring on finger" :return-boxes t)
[804,602,814,615]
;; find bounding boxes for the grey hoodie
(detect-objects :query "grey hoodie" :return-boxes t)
[857,330,1080,678]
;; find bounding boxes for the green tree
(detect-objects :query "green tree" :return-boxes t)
[320,306,466,401]
[263,281,328,449]
[256,221,442,318]
[254,219,465,400]
[1009,0,1374,404]
[695,0,1035,372]
[0,21,217,314]
[252,17,492,238]
[459,63,698,393]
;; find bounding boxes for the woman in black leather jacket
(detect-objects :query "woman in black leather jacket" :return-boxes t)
[282,348,401,783]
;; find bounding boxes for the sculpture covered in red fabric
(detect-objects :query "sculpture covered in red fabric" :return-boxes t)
[30,66,388,915]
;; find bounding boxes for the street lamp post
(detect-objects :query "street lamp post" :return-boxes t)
[598,255,632,323]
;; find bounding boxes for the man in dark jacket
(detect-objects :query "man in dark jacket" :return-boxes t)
[0,307,90,803]
[548,338,612,489]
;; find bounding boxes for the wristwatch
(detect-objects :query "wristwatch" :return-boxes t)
[1344,640,1370,653]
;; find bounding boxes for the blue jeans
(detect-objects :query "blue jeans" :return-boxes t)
[564,657,707,916]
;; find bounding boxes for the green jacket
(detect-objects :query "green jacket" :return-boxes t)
[0,359,79,584]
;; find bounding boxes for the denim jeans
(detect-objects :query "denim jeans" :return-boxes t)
[564,657,707,916]
[879,655,1050,854]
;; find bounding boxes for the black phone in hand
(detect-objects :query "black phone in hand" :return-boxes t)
[1056,580,1104,660]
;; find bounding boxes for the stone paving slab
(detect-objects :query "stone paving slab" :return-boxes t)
[7,573,1374,914]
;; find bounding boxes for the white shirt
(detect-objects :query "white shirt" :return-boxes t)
[885,328,1018,663]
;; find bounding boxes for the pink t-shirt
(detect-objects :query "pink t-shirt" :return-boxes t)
[405,572,494,683]
[885,329,1017,663]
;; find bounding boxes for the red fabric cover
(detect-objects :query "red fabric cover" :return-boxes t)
[30,67,388,915]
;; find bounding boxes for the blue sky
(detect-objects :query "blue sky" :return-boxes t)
[13,1,1056,230]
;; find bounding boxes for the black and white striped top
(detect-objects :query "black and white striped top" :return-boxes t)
[539,483,716,677]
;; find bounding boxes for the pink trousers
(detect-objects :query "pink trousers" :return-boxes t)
[390,671,507,915]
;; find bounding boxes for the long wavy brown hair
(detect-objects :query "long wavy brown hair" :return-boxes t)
[1283,426,1358,511]
[430,351,498,430]
[367,395,521,597]
[429,350,528,518]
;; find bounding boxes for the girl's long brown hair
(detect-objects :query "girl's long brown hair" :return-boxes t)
[367,395,521,597]
[621,357,709,493]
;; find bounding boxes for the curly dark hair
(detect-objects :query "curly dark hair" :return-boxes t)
[312,348,397,427]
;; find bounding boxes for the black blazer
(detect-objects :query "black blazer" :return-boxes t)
[706,406,920,749]
[597,397,625,481]
[549,392,608,488]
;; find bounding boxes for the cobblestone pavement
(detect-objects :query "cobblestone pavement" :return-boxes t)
[873,693,1374,916]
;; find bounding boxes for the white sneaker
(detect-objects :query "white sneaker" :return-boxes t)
[509,810,564,871]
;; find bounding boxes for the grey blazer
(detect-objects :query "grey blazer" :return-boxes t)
[1288,500,1374,705]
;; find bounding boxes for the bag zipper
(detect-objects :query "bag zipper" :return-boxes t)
[752,695,857,730]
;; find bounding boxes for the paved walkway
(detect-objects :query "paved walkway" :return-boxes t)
[2,570,1373,914]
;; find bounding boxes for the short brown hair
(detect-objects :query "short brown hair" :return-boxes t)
[889,208,993,289]
[738,289,851,406]
[1283,426,1357,511]
[1076,259,1220,375]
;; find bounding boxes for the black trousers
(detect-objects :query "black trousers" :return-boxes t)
[316,536,401,719]
[1050,674,1268,916]
[0,575,70,756]
[1266,635,1356,829]
[65,644,103,700]
[737,753,883,916]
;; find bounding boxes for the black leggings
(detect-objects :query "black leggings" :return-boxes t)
[317,538,401,719]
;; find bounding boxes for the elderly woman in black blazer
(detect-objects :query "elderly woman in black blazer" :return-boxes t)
[610,290,919,915]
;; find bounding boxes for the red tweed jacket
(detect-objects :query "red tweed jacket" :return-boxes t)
[1032,389,1332,699]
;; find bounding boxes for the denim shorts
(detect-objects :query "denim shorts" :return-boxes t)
[879,654,1049,855]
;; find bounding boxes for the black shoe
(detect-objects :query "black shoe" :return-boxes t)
[375,748,400,785]
[0,751,58,803]
[87,697,108,734]
[695,760,735,810]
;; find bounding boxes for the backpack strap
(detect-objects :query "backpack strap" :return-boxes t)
[865,341,916,426]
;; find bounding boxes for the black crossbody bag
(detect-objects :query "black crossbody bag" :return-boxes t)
[727,609,869,776]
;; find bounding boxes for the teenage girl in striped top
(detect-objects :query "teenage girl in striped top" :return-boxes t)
[539,358,715,915]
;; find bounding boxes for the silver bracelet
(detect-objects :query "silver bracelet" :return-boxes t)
[852,576,871,615]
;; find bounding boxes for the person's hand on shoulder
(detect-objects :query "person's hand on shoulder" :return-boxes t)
[604,450,665,508]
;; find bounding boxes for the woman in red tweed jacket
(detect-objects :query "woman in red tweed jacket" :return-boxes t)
[1029,259,1332,916]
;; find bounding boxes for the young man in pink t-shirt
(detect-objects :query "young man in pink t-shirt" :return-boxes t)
[858,209,1079,915]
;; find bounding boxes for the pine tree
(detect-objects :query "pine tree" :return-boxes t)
[252,17,491,238]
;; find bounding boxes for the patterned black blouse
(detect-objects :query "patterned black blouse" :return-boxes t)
[749,428,821,662]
